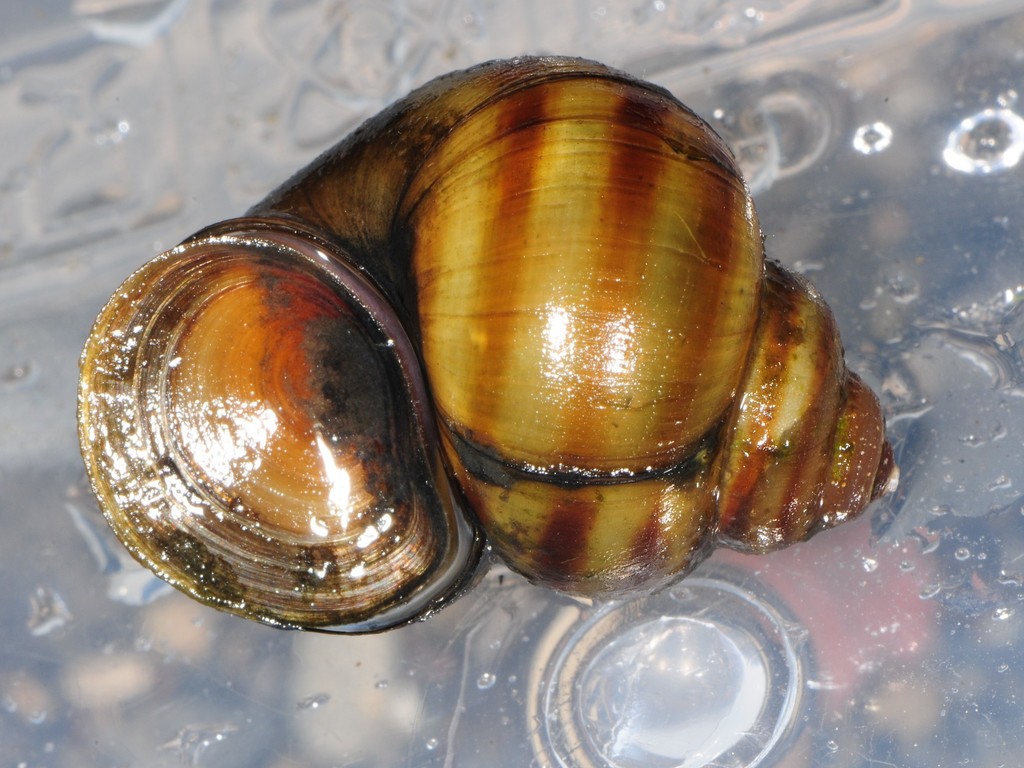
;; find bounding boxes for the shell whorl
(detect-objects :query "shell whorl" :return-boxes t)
[404,71,759,592]
[247,56,892,594]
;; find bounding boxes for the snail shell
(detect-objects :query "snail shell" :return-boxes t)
[78,56,897,633]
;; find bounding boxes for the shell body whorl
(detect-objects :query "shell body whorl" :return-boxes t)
[78,57,896,631]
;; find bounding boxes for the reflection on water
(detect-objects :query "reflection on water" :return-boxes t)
[544,577,802,768]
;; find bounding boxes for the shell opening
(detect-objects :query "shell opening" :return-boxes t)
[78,226,481,632]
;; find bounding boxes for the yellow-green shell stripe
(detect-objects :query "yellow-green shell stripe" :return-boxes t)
[404,75,763,476]
[716,262,853,551]
[440,429,716,595]
[819,373,890,525]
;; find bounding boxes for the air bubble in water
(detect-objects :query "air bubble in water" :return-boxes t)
[943,108,1024,174]
[27,709,47,725]
[1,361,39,389]
[852,121,893,155]
[476,672,496,690]
[160,722,238,765]
[296,692,330,711]
[27,587,72,636]
[919,583,942,600]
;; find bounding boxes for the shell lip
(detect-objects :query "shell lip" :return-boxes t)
[306,498,485,635]
[871,441,899,500]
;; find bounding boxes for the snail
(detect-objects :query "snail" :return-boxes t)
[78,56,897,633]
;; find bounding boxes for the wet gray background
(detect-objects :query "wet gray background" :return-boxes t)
[2,1,1024,766]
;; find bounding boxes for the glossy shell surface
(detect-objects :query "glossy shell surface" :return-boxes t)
[403,74,763,591]
[78,56,896,631]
